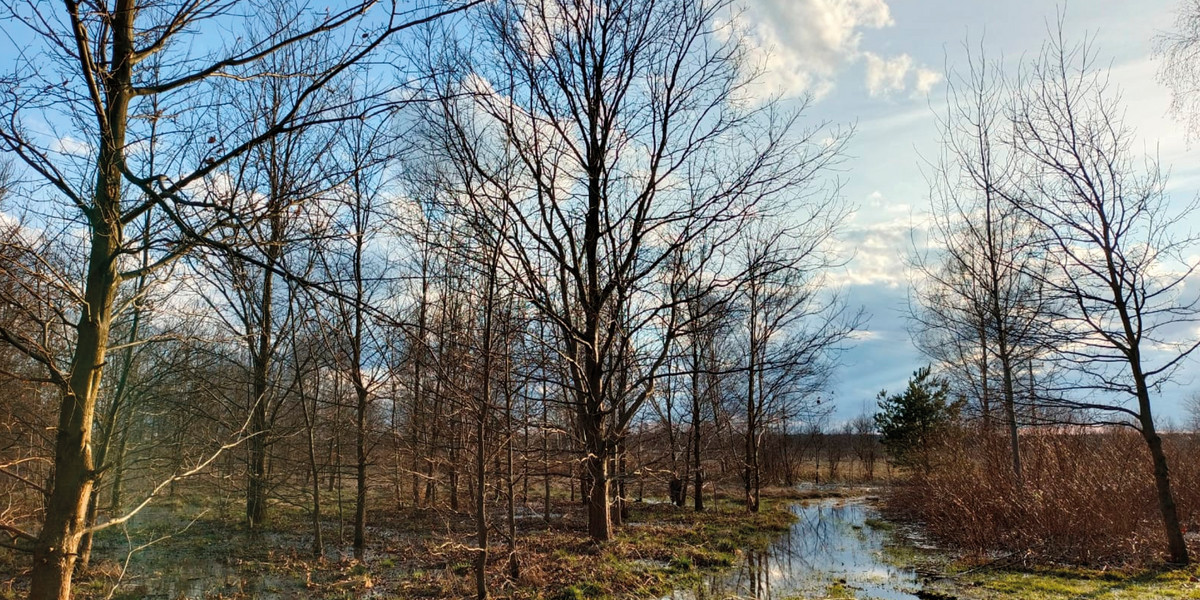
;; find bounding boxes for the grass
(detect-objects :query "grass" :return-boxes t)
[872,514,1200,600]
[851,484,1200,600]
[946,564,1200,599]
[822,580,856,598]
[863,517,894,531]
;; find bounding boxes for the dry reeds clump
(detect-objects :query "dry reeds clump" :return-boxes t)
[885,429,1200,566]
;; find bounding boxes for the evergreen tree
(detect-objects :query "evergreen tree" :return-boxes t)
[875,367,962,474]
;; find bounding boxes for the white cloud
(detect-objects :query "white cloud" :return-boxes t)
[863,52,943,97]
[51,136,91,157]
[833,219,919,287]
[729,0,941,100]
[729,0,894,99]
[864,52,911,96]
[848,329,881,341]
[914,68,943,95]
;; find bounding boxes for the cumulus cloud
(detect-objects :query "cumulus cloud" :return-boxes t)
[728,0,940,100]
[833,219,917,288]
[864,52,943,97]
[863,52,911,96]
[914,67,943,95]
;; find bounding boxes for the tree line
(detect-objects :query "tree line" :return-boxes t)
[0,1,860,599]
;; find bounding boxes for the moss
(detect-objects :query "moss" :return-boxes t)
[823,579,856,598]
[863,517,894,531]
[688,547,734,568]
[550,585,585,600]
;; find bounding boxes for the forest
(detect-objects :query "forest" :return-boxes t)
[2,1,1200,600]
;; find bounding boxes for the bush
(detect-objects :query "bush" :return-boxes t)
[885,428,1200,565]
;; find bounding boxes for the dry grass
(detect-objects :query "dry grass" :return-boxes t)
[885,429,1200,566]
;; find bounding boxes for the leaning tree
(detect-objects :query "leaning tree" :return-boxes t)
[1009,28,1200,565]
[0,1,477,597]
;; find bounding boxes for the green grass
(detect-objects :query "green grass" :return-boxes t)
[868,504,1200,599]
[876,532,1200,600]
[823,580,856,598]
[516,498,796,600]
[956,565,1200,599]
[863,517,894,531]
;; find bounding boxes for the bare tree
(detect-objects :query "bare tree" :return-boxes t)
[1008,29,1200,565]
[913,41,1054,483]
[1157,0,1200,140]
[0,1,477,596]
[739,222,858,511]
[318,90,400,559]
[849,413,878,481]
[440,0,847,541]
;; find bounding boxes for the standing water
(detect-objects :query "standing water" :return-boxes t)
[668,498,923,600]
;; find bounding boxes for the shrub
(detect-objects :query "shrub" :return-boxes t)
[885,428,1200,565]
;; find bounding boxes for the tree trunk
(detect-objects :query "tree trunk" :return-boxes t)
[247,394,269,528]
[246,244,277,529]
[542,393,551,525]
[304,390,324,558]
[30,203,118,600]
[998,349,1022,485]
[30,239,115,598]
[1143,424,1189,564]
[504,349,519,580]
[30,26,130,589]
[691,342,704,512]
[1134,370,1189,564]
[107,410,131,513]
[744,296,760,513]
[585,449,610,541]
[353,382,367,559]
[474,405,487,600]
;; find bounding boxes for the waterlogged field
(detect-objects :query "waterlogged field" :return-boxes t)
[667,498,923,600]
[910,560,1200,600]
[6,489,1199,599]
[2,491,805,600]
[664,494,1200,600]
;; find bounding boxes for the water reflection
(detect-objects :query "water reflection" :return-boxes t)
[670,499,921,600]
[120,558,300,600]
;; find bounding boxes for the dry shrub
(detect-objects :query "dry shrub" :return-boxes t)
[886,428,1200,566]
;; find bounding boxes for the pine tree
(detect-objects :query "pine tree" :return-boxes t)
[875,367,962,474]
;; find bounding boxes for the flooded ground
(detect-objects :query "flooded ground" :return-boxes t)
[58,493,1200,599]
[668,498,923,600]
[103,498,920,600]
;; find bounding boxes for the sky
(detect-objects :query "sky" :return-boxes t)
[1,0,1197,426]
[737,0,1200,423]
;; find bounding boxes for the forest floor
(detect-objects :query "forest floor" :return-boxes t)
[6,484,1199,599]
[1,486,848,600]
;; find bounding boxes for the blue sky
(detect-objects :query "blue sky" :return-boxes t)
[742,0,1200,424]
[2,0,1196,425]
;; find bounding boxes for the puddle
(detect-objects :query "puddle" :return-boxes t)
[118,560,302,600]
[668,498,922,600]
